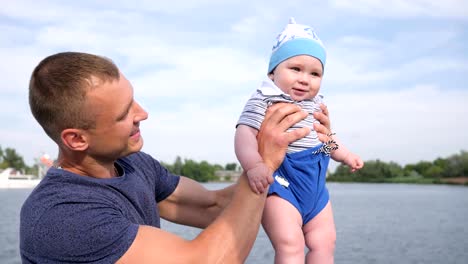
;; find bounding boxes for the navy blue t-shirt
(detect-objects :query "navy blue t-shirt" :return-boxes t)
[20,152,180,263]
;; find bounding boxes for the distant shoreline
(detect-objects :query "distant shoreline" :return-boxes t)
[439,177,468,185]
[209,177,468,186]
[326,176,468,186]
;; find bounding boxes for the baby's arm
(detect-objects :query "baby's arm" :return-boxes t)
[330,136,364,172]
[235,124,273,194]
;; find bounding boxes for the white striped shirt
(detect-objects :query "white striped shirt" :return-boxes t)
[237,79,324,153]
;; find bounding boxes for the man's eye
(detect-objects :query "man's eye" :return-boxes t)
[117,112,129,121]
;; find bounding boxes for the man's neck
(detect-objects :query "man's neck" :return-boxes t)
[56,153,119,178]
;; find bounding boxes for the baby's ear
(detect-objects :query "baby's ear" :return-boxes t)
[268,73,274,81]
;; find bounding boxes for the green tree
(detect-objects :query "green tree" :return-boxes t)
[173,156,183,175]
[425,165,444,178]
[329,160,403,182]
[441,151,463,177]
[0,146,3,158]
[0,147,26,170]
[433,158,449,177]
[181,159,201,181]
[199,161,217,182]
[406,161,433,177]
[160,161,173,173]
[225,163,238,171]
[385,162,404,178]
[352,160,388,182]
[213,164,224,171]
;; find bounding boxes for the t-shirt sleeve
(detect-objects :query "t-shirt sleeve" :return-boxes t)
[236,94,267,130]
[153,160,180,202]
[132,152,180,202]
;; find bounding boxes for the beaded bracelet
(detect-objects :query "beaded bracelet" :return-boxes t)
[313,132,339,156]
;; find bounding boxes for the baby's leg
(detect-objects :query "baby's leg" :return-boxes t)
[262,195,304,264]
[303,201,336,264]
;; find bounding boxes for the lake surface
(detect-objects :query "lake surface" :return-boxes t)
[2,183,467,263]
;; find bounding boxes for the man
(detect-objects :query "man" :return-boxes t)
[20,52,331,263]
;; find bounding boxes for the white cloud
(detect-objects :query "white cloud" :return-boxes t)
[0,48,44,94]
[0,1,74,22]
[397,57,468,78]
[331,0,468,18]
[327,85,468,168]
[132,46,265,99]
[322,28,467,89]
[231,13,280,35]
[141,100,241,164]
[0,0,210,20]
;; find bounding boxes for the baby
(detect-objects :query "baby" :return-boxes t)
[235,18,363,263]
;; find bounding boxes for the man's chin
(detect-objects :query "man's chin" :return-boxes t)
[125,139,144,155]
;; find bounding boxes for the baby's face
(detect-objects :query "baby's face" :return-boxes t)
[269,55,323,101]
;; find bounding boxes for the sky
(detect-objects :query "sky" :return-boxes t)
[1,0,467,171]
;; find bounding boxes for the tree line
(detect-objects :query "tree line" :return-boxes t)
[160,156,239,183]
[1,144,467,185]
[328,150,468,185]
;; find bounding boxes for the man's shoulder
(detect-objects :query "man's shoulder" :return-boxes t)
[20,168,102,216]
[20,169,91,244]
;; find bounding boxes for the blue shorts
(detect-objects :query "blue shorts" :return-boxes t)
[268,144,330,225]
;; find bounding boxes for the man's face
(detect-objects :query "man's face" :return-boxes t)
[83,73,148,161]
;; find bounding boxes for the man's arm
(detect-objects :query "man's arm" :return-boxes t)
[117,103,315,264]
[158,176,236,228]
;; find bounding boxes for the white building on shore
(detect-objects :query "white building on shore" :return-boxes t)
[214,170,242,182]
[0,168,41,188]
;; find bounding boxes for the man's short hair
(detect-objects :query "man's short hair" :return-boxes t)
[29,52,120,144]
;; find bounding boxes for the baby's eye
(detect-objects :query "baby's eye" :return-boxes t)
[291,67,300,72]
[310,72,320,77]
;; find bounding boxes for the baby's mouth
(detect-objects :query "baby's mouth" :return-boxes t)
[292,88,308,94]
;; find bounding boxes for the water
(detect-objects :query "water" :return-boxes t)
[0,189,29,264]
[2,183,467,263]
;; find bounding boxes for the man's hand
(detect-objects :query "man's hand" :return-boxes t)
[257,103,310,172]
[313,103,332,143]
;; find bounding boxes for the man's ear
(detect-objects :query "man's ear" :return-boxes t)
[60,128,89,151]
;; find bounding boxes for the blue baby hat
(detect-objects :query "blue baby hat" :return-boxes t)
[268,18,326,73]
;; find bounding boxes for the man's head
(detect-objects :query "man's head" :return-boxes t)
[268,18,326,74]
[29,52,120,144]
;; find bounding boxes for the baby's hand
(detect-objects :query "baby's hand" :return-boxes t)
[343,153,364,172]
[246,164,273,194]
